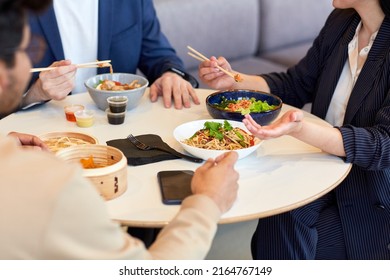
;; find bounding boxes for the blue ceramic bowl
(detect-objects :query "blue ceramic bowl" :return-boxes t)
[206,89,282,125]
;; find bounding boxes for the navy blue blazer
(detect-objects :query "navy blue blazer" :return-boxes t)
[28,0,196,86]
[262,9,390,259]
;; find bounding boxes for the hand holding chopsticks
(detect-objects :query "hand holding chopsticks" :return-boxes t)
[187,46,242,82]
[30,60,112,73]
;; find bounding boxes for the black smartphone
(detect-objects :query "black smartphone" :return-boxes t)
[157,170,194,205]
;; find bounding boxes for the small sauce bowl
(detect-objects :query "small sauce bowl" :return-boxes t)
[107,96,128,113]
[105,108,126,125]
[74,110,95,127]
[64,104,84,122]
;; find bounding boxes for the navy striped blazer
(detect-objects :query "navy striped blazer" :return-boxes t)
[262,9,390,259]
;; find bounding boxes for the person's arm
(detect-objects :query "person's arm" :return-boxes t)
[20,61,77,109]
[44,152,238,260]
[198,56,270,93]
[243,110,345,157]
[149,152,239,259]
[136,0,200,109]
[148,194,221,259]
[43,170,149,259]
[244,104,390,171]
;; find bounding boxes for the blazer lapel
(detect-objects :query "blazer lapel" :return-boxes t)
[38,6,64,61]
[312,43,348,119]
[97,0,113,73]
[343,17,390,124]
[312,14,360,119]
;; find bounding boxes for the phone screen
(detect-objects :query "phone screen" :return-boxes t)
[157,170,194,205]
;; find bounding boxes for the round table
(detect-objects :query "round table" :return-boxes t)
[0,89,351,227]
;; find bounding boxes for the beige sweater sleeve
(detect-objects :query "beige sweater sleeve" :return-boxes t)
[43,169,221,260]
[148,195,222,260]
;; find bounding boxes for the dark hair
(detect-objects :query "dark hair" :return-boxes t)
[0,0,51,67]
[380,0,390,17]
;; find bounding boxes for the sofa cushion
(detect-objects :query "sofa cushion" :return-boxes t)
[261,41,313,67]
[258,0,333,54]
[154,0,260,70]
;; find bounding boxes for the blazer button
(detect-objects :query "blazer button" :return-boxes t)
[375,204,385,210]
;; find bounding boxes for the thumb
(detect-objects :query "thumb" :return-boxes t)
[290,110,303,122]
[149,83,158,101]
[216,151,238,166]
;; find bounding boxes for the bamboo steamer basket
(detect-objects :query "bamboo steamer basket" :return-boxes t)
[56,144,127,200]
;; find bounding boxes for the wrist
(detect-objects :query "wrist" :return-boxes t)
[289,119,305,138]
[19,81,48,110]
[167,67,199,88]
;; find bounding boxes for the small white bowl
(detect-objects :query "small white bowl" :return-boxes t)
[173,119,262,160]
[74,109,95,128]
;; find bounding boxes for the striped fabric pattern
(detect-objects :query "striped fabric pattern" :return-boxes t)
[254,9,390,260]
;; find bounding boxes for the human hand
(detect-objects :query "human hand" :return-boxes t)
[8,132,49,151]
[243,109,304,140]
[198,56,236,89]
[149,71,200,109]
[29,60,77,102]
[191,151,239,213]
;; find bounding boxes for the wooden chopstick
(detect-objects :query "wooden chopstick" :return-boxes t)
[187,46,209,62]
[187,52,207,63]
[76,60,112,68]
[187,46,242,82]
[30,60,112,73]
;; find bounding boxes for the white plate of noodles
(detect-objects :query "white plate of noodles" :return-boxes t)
[173,119,262,160]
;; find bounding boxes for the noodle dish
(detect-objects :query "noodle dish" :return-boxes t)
[39,132,98,153]
[173,119,262,160]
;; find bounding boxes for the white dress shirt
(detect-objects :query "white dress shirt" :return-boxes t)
[325,22,377,126]
[53,0,99,93]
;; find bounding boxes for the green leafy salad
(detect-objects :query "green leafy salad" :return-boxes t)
[214,96,277,115]
[184,120,255,149]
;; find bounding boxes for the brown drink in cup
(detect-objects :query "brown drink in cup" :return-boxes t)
[107,96,128,113]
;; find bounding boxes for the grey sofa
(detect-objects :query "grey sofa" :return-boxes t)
[154,0,333,89]
[153,0,333,259]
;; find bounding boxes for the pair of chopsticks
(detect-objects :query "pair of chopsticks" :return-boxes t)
[30,60,112,73]
[187,46,242,82]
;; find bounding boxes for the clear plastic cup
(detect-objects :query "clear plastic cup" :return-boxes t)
[107,96,128,113]
[106,108,126,125]
[74,109,94,127]
[64,104,84,122]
